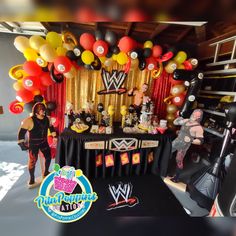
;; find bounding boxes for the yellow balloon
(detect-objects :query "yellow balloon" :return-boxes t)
[174,51,187,64]
[117,52,128,65]
[112,54,117,61]
[46,31,62,48]
[14,36,30,53]
[63,43,74,51]
[81,50,94,65]
[170,84,185,96]
[108,105,115,116]
[56,46,67,56]
[165,60,177,74]
[99,56,106,64]
[120,105,127,116]
[39,43,57,62]
[13,81,24,91]
[23,48,38,61]
[144,40,153,49]
[29,35,46,52]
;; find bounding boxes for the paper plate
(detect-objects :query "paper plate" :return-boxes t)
[71,124,89,133]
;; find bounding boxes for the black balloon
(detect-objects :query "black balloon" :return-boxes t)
[50,64,64,83]
[138,57,146,70]
[105,30,117,46]
[77,57,84,66]
[168,46,177,56]
[106,50,113,58]
[24,101,35,113]
[97,103,104,112]
[73,45,83,57]
[34,95,44,103]
[143,48,152,58]
[46,101,57,111]
[95,30,104,41]
[66,50,78,61]
[42,66,49,72]
[110,46,120,55]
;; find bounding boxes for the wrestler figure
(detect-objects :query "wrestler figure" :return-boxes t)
[171,109,204,183]
[17,103,57,188]
[128,83,149,116]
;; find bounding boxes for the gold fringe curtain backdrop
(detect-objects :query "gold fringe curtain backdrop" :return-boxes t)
[66,63,153,121]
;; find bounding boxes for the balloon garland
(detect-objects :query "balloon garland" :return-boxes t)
[9,30,198,117]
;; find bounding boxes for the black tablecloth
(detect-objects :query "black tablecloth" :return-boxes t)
[56,127,173,178]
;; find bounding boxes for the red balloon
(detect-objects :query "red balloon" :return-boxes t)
[54,56,72,73]
[79,33,95,50]
[172,94,185,107]
[23,61,42,76]
[183,60,193,70]
[152,45,163,58]
[157,51,174,62]
[9,100,24,114]
[93,40,108,57]
[118,36,136,53]
[123,9,150,22]
[22,76,41,91]
[146,57,157,70]
[16,88,34,103]
[39,72,54,86]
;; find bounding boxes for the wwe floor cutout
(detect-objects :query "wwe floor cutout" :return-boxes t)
[171,109,204,183]
[17,103,57,189]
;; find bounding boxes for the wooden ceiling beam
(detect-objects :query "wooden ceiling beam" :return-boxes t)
[125,22,133,36]
[195,25,206,43]
[0,22,13,32]
[176,27,192,42]
[40,22,52,32]
[150,23,170,39]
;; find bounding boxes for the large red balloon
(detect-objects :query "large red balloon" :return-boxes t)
[39,72,54,86]
[118,36,136,53]
[93,40,108,57]
[54,56,72,73]
[79,33,95,50]
[172,94,185,107]
[146,57,157,70]
[152,45,163,58]
[16,88,34,103]
[23,61,42,76]
[22,76,41,91]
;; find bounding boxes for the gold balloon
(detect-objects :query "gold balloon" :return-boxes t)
[170,84,185,96]
[104,58,113,67]
[144,40,153,49]
[14,36,30,53]
[166,104,178,114]
[46,31,62,48]
[177,64,185,69]
[164,95,175,105]
[188,58,198,69]
[166,113,175,121]
[152,62,163,79]
[29,35,46,52]
[23,48,38,61]
[165,60,177,74]
[39,43,57,62]
[62,31,78,46]
[174,51,187,64]
[56,46,67,56]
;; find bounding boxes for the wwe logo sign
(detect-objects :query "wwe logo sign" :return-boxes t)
[107,182,139,210]
[98,69,127,95]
